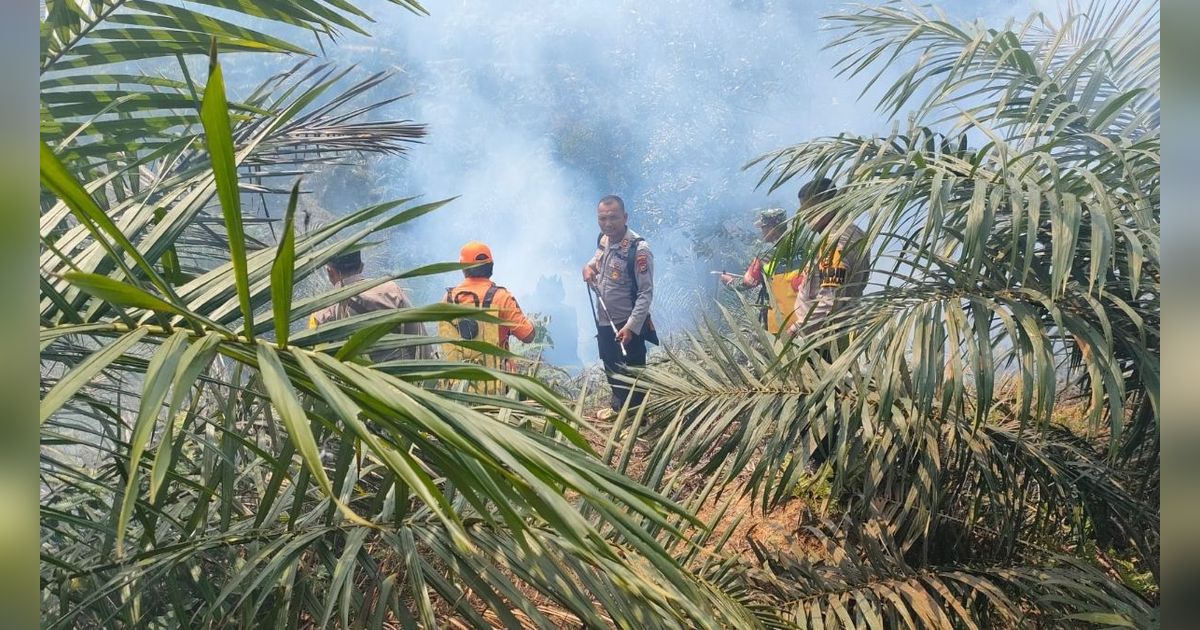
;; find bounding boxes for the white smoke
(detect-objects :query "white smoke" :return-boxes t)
[241,0,1054,362]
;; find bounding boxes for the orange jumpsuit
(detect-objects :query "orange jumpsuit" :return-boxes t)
[443,277,535,350]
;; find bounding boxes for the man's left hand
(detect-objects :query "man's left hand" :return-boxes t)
[615,327,634,344]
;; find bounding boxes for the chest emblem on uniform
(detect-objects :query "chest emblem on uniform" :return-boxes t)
[819,248,848,288]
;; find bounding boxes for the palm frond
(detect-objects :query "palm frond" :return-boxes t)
[41,0,427,75]
[749,0,1158,460]
[39,40,761,627]
[744,518,1154,629]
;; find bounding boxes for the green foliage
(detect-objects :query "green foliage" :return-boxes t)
[789,461,831,506]
[37,2,760,628]
[634,0,1160,627]
[1112,553,1158,601]
[744,518,1155,629]
[39,0,1161,627]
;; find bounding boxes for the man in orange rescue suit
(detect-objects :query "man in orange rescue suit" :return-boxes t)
[582,195,657,416]
[443,241,536,354]
[307,250,435,361]
[720,207,806,333]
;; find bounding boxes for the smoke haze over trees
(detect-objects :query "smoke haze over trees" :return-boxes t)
[220,0,1050,362]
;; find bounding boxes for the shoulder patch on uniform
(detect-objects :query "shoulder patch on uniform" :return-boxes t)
[636,252,650,273]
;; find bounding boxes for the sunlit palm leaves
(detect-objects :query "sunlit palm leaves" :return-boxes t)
[745,518,1155,629]
[38,0,759,627]
[41,314,731,626]
[39,60,429,324]
[638,1,1158,626]
[634,315,1157,627]
[41,0,427,164]
[751,0,1158,473]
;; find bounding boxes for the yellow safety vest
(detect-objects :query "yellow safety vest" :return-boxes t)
[439,284,503,394]
[761,258,803,334]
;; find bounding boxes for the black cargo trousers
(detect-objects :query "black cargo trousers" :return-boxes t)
[596,321,647,412]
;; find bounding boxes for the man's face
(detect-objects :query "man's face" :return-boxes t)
[597,202,627,238]
[799,197,835,232]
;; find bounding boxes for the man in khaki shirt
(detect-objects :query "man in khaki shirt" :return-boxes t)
[307,250,435,361]
[785,178,871,471]
[787,178,871,338]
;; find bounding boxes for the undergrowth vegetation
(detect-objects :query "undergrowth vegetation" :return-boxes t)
[40,0,1158,628]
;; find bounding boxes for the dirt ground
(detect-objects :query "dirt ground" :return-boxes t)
[577,404,825,564]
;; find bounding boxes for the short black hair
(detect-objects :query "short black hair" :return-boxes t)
[464,262,493,278]
[598,194,625,213]
[798,177,837,204]
[327,250,363,275]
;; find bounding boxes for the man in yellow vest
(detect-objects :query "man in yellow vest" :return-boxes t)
[440,241,536,375]
[307,250,435,361]
[720,207,806,333]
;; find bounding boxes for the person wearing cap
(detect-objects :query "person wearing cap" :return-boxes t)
[443,241,536,351]
[581,194,657,415]
[307,250,435,361]
[720,207,806,333]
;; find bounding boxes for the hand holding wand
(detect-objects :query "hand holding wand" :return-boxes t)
[711,270,740,287]
[585,281,627,357]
